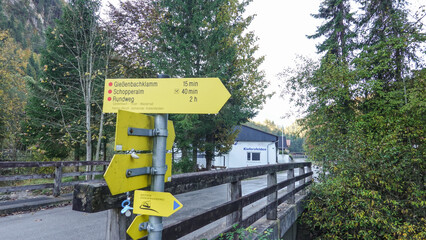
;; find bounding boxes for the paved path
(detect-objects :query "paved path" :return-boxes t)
[0,205,107,240]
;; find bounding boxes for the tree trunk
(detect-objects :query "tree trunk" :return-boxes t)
[85,85,92,180]
[181,146,188,161]
[192,143,198,172]
[205,133,215,170]
[93,112,105,180]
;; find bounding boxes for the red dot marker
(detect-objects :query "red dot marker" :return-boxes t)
[108,82,113,87]
[108,89,112,94]
[107,97,112,101]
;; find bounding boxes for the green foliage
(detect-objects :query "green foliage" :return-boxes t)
[172,156,196,174]
[24,0,111,159]
[0,0,64,157]
[283,0,426,239]
[207,226,273,240]
[290,56,426,239]
[0,30,30,154]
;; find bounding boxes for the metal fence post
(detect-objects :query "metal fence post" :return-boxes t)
[267,172,277,220]
[287,166,295,204]
[53,164,62,197]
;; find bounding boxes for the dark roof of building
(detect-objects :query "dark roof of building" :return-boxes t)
[234,125,278,142]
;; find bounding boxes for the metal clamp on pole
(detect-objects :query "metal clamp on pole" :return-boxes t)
[128,127,155,137]
[153,128,168,137]
[147,222,163,233]
[139,222,149,231]
[151,165,168,175]
[126,167,152,178]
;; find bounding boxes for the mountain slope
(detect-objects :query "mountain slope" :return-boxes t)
[0,0,64,52]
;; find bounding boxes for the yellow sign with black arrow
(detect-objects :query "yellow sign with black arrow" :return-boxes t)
[133,190,183,217]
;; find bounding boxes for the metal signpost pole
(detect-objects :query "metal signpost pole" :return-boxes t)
[148,74,169,240]
[102,74,230,239]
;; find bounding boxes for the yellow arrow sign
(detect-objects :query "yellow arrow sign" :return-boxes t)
[103,153,172,195]
[114,110,175,151]
[102,78,230,114]
[133,190,183,217]
[127,215,149,240]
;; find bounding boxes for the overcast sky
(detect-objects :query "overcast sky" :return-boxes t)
[102,0,425,127]
[244,0,321,127]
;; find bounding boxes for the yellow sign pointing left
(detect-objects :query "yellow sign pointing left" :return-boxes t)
[133,190,183,217]
[103,153,172,195]
[115,110,175,151]
[127,215,149,240]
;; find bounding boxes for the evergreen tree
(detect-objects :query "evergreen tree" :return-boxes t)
[151,0,270,170]
[308,0,356,61]
[303,0,358,163]
[355,0,421,87]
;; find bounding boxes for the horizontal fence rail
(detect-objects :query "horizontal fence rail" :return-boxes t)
[0,161,109,196]
[72,162,312,239]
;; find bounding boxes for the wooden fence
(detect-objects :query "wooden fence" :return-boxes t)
[73,162,312,239]
[0,161,109,197]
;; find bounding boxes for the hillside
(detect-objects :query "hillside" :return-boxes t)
[0,0,64,52]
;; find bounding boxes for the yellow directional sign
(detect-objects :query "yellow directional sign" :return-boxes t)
[103,78,231,114]
[127,215,149,240]
[103,153,172,195]
[114,110,175,151]
[133,190,183,217]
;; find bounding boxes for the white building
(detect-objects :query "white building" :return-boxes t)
[198,125,282,169]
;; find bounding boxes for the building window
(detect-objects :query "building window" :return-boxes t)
[252,152,260,161]
[247,152,261,161]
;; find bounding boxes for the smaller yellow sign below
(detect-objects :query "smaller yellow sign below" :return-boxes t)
[103,153,172,195]
[133,190,183,217]
[127,215,149,240]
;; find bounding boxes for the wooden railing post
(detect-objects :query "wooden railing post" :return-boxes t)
[287,167,295,204]
[307,164,312,183]
[267,172,277,220]
[226,180,242,226]
[300,166,306,194]
[53,165,63,197]
[106,208,133,240]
